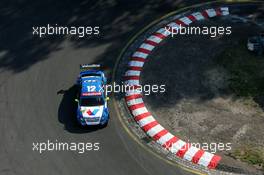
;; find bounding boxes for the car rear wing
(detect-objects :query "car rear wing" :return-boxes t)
[80,64,101,71]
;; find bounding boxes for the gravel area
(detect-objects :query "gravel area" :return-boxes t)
[141,16,264,174]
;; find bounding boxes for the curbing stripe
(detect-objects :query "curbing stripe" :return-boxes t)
[184,146,201,162]
[187,14,197,22]
[132,51,149,59]
[138,115,156,127]
[191,12,205,21]
[215,7,223,16]
[142,120,159,132]
[125,80,140,85]
[153,32,167,40]
[137,48,152,54]
[170,139,186,154]
[125,89,142,95]
[179,16,193,25]
[128,66,143,71]
[163,136,179,149]
[208,155,221,169]
[166,22,181,33]
[201,10,210,18]
[126,97,144,106]
[125,70,141,77]
[124,75,140,80]
[152,129,169,141]
[176,143,191,158]
[205,8,217,17]
[128,103,145,111]
[144,39,159,46]
[124,7,229,169]
[167,22,181,28]
[131,57,146,62]
[157,132,175,145]
[128,61,144,67]
[156,28,171,37]
[221,7,229,16]
[131,106,148,116]
[175,19,187,26]
[192,150,205,164]
[139,43,155,51]
[147,35,162,44]
[198,152,214,167]
[147,124,164,137]
[134,112,152,121]
[125,93,142,101]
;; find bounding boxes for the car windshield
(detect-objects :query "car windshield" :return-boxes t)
[80,97,104,106]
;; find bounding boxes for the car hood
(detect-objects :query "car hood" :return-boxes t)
[80,105,104,118]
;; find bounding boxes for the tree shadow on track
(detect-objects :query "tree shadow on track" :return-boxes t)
[0,0,207,133]
[0,0,202,73]
[57,85,104,133]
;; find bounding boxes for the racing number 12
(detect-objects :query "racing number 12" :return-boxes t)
[87,86,96,92]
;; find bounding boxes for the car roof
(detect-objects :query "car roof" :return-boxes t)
[81,76,103,97]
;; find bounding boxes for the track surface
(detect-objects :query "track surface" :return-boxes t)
[0,1,208,175]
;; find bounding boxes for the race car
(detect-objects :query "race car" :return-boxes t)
[247,32,264,55]
[75,64,109,127]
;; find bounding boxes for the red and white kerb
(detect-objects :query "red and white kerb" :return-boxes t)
[124,7,229,169]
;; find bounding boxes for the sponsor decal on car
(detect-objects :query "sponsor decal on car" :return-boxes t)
[86,108,99,115]
[82,92,102,96]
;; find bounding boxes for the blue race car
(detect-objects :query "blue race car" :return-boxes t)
[75,64,109,127]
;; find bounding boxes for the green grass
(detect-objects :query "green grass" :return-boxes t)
[215,42,264,98]
[217,43,264,170]
[231,147,264,170]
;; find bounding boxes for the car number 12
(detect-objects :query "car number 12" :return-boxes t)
[87,86,96,92]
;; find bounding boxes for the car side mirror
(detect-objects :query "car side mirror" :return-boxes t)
[74,99,79,103]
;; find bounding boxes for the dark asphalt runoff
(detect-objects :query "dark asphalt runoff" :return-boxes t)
[0,0,207,175]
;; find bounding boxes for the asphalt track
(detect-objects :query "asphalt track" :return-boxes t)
[2,1,262,175]
[0,50,194,175]
[0,1,208,175]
